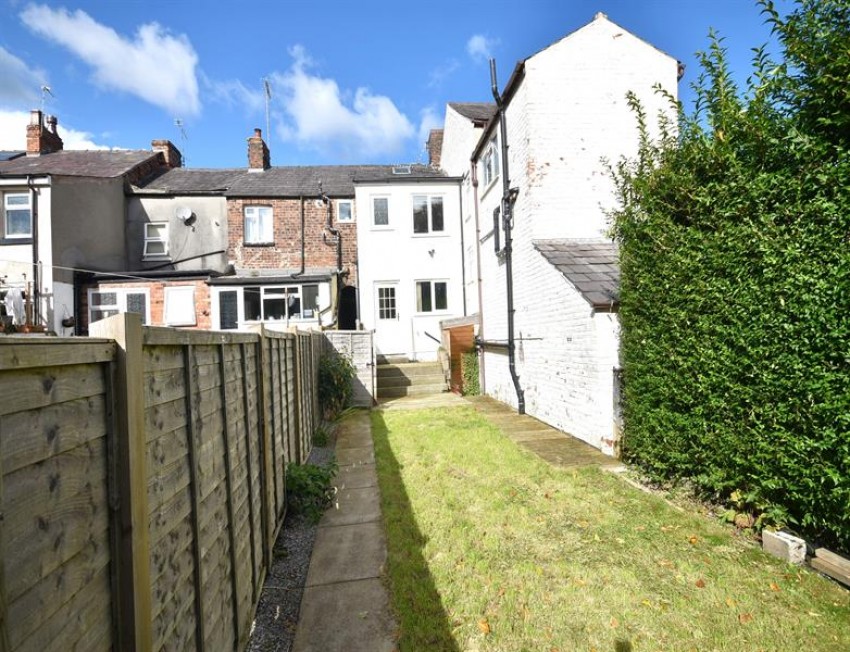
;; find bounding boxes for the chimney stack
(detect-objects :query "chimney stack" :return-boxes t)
[427,128,444,168]
[151,139,183,169]
[26,109,64,156]
[247,128,270,171]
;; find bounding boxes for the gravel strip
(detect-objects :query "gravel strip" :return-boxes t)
[246,428,338,652]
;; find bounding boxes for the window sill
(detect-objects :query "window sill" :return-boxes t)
[0,237,33,245]
[243,241,275,247]
[143,255,171,262]
[479,176,500,200]
[412,232,450,238]
[370,225,394,231]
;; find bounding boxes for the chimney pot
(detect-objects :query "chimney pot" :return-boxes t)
[26,108,63,156]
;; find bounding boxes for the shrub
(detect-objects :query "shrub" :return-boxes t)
[461,351,480,396]
[609,0,850,551]
[318,351,355,420]
[286,461,337,523]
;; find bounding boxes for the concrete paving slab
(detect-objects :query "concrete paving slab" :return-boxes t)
[321,486,382,527]
[305,521,387,587]
[334,464,378,490]
[336,446,375,467]
[521,438,616,468]
[506,429,570,443]
[292,579,396,652]
[336,430,373,449]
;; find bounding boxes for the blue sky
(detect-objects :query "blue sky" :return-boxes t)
[0,0,794,168]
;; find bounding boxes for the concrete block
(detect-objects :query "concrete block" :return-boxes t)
[762,530,806,565]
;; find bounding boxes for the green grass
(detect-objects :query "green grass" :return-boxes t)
[372,407,850,652]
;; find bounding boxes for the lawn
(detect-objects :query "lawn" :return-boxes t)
[372,406,850,652]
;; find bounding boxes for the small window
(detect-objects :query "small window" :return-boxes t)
[415,281,448,313]
[143,223,169,258]
[337,200,354,223]
[4,193,32,239]
[481,136,500,187]
[377,286,397,320]
[302,284,319,318]
[164,286,196,326]
[244,205,273,244]
[413,195,444,234]
[219,290,239,329]
[372,197,389,227]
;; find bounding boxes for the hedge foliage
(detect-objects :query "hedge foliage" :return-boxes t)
[461,351,480,396]
[610,0,850,550]
[318,351,355,420]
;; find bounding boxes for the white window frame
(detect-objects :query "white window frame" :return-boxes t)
[164,286,197,326]
[3,192,32,239]
[214,283,325,328]
[412,195,445,235]
[336,199,354,223]
[244,205,274,244]
[481,136,500,188]
[414,280,449,314]
[143,222,169,259]
[371,196,391,229]
[88,288,151,325]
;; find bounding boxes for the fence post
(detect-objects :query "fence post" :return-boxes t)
[89,313,152,652]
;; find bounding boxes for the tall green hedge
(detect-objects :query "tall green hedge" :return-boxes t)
[610,0,849,551]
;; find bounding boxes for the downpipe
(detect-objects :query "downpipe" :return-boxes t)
[490,58,525,415]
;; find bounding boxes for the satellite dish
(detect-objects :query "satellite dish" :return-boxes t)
[175,206,195,224]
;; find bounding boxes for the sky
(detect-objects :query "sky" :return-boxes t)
[0,0,795,168]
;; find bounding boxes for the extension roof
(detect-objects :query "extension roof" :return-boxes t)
[0,151,24,162]
[0,150,160,178]
[534,239,619,311]
[448,102,497,124]
[135,164,453,198]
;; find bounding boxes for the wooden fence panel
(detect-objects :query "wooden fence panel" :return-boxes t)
[0,339,117,652]
[1,316,326,652]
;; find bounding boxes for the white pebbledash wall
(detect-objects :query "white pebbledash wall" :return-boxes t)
[475,14,678,454]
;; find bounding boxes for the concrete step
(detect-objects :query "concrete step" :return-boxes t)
[376,374,447,390]
[376,362,444,379]
[378,384,450,398]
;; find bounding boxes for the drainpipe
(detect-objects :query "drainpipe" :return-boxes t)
[490,58,525,414]
[27,176,40,327]
[471,162,486,394]
[291,195,306,278]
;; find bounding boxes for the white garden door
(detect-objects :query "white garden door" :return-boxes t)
[374,283,407,359]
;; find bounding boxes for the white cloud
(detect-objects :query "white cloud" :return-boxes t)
[0,46,48,106]
[271,45,414,160]
[467,34,499,63]
[417,106,442,151]
[20,4,200,116]
[428,59,460,89]
[0,109,113,150]
[203,73,265,113]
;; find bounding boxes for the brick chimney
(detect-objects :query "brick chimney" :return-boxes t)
[427,128,443,168]
[26,110,64,156]
[151,139,183,168]
[247,128,270,171]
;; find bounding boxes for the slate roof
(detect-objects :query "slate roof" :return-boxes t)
[136,164,450,197]
[534,239,620,310]
[0,151,24,162]
[0,150,159,178]
[449,102,497,124]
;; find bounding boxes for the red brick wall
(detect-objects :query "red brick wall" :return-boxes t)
[81,279,212,333]
[227,197,358,281]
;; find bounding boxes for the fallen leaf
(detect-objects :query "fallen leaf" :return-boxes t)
[738,613,754,624]
[478,618,491,635]
[658,558,674,568]
[641,599,652,607]
[522,604,531,622]
[610,616,619,628]
[695,579,706,588]
[769,582,780,592]
[725,597,737,608]
[688,535,699,545]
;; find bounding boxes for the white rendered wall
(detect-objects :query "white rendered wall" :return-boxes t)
[355,180,463,361]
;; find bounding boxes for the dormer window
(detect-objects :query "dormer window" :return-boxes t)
[481,136,500,187]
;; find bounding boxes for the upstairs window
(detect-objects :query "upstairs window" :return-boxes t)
[412,195,444,234]
[244,205,273,244]
[143,222,169,258]
[481,136,500,187]
[336,199,354,223]
[4,193,31,239]
[372,196,389,227]
[415,280,448,313]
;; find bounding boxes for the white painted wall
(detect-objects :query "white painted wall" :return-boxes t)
[474,13,677,453]
[355,179,463,361]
